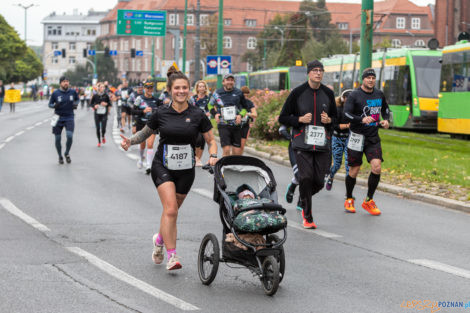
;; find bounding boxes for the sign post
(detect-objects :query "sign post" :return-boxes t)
[206,55,231,76]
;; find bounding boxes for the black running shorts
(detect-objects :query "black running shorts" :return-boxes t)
[52,119,74,135]
[122,106,131,115]
[218,125,241,148]
[240,124,250,139]
[347,136,383,167]
[151,159,195,195]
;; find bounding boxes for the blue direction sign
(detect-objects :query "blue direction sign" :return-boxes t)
[88,50,96,56]
[109,50,118,56]
[136,50,144,56]
[206,55,232,75]
[53,50,62,57]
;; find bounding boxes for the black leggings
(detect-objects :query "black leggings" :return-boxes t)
[94,114,107,142]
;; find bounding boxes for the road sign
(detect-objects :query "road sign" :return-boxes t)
[206,55,232,75]
[53,50,62,57]
[109,50,118,56]
[88,50,96,56]
[136,50,144,56]
[117,10,166,37]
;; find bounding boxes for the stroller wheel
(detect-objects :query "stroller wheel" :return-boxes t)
[261,256,280,296]
[198,233,220,285]
[267,234,285,283]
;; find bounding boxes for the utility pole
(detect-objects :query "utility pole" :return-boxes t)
[194,0,201,82]
[359,0,373,82]
[216,0,224,88]
[151,37,155,78]
[16,3,36,42]
[182,0,188,74]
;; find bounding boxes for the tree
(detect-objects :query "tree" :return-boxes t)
[62,64,93,86]
[8,47,43,83]
[276,12,309,66]
[93,40,119,85]
[301,0,335,43]
[0,14,27,81]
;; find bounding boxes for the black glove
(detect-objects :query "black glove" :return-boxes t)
[279,129,291,141]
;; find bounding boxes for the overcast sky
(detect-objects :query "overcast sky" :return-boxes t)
[1,0,435,46]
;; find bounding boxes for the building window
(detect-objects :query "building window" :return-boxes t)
[224,19,232,26]
[69,42,76,50]
[87,29,96,36]
[411,18,421,30]
[136,39,141,50]
[132,59,135,71]
[414,39,425,47]
[69,56,76,64]
[136,60,141,71]
[52,56,58,64]
[200,41,207,50]
[247,37,257,49]
[396,17,405,29]
[337,22,348,30]
[391,39,401,48]
[223,36,232,49]
[47,26,62,36]
[247,62,253,72]
[169,14,179,25]
[200,14,209,26]
[87,42,92,50]
[245,19,257,27]
[187,14,194,26]
[145,58,149,72]
[172,37,183,49]
[103,24,109,34]
[52,42,59,50]
[124,40,129,50]
[124,59,129,71]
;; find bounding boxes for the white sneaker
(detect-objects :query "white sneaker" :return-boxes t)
[166,253,182,270]
[137,159,143,169]
[152,234,164,265]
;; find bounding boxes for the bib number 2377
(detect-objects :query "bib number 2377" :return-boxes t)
[304,125,326,146]
[164,145,194,170]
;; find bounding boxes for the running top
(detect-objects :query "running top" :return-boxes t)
[48,88,79,121]
[90,93,112,115]
[208,87,248,126]
[279,82,337,152]
[192,94,210,113]
[344,87,390,138]
[146,104,212,164]
[116,87,133,106]
[241,98,255,126]
[132,95,159,124]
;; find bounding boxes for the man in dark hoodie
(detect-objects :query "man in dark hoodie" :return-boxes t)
[48,76,79,164]
[279,60,337,229]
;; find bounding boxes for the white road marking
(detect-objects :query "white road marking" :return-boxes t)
[191,189,343,238]
[43,118,49,122]
[66,247,200,311]
[5,136,14,142]
[0,143,5,150]
[114,140,121,145]
[126,153,140,161]
[26,126,34,130]
[15,131,25,136]
[408,259,470,280]
[0,198,50,232]
[35,122,42,126]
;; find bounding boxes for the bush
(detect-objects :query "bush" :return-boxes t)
[249,89,289,141]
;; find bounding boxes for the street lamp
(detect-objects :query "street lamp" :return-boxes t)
[15,3,37,42]
[273,26,284,47]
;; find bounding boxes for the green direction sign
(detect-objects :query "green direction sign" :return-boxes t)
[117,10,166,37]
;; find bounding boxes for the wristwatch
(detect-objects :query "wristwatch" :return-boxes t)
[210,154,218,158]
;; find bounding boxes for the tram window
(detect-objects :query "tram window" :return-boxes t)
[413,55,441,98]
[383,65,410,105]
[441,51,470,92]
[342,70,353,90]
[279,72,287,90]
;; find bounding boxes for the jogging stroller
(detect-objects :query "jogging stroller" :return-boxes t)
[198,156,287,296]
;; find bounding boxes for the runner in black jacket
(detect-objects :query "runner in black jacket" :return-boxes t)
[90,82,112,147]
[279,60,337,229]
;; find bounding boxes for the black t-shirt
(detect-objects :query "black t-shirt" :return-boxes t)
[192,94,210,112]
[344,87,390,138]
[90,93,112,115]
[146,104,212,162]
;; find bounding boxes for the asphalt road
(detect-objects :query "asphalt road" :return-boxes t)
[1,102,469,313]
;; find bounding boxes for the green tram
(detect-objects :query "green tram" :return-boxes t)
[321,48,442,130]
[203,66,306,92]
[438,40,470,138]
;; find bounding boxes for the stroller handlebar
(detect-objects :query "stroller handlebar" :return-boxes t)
[202,164,214,174]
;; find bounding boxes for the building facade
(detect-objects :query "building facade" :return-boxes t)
[41,9,108,84]
[434,0,470,47]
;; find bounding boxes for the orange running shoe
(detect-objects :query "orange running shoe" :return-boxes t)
[301,210,317,229]
[362,199,381,216]
[344,198,356,213]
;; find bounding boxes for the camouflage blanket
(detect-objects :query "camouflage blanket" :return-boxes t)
[233,199,287,234]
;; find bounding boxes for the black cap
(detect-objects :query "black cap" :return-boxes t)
[307,60,324,73]
[223,73,235,80]
[362,68,376,79]
[136,81,144,87]
[59,76,69,83]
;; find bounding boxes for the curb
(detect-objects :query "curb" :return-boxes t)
[242,146,470,213]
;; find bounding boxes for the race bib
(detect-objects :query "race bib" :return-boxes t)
[121,90,128,99]
[96,106,107,115]
[304,125,326,146]
[51,114,59,127]
[221,106,236,121]
[117,99,122,107]
[164,145,194,170]
[347,132,365,152]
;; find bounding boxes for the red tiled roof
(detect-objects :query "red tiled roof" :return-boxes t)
[326,3,362,30]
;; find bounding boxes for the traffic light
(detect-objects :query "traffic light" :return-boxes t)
[131,48,136,58]
[83,49,87,58]
[61,48,66,58]
[104,47,110,57]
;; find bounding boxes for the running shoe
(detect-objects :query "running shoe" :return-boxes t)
[146,167,151,175]
[362,199,381,216]
[296,198,303,211]
[285,183,297,203]
[137,159,143,169]
[325,177,333,191]
[65,155,71,164]
[102,137,106,144]
[166,253,182,270]
[58,157,64,165]
[152,234,164,265]
[97,143,101,148]
[344,198,356,213]
[120,128,124,133]
[301,210,317,229]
